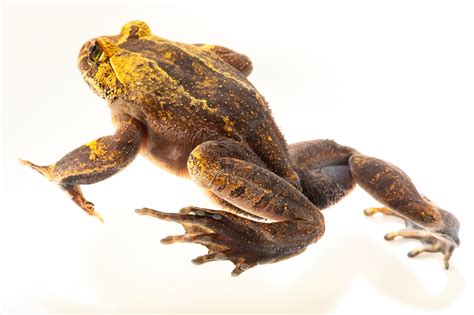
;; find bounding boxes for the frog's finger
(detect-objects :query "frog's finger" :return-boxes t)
[88,208,105,223]
[20,159,55,180]
[22,158,106,223]
[61,184,104,223]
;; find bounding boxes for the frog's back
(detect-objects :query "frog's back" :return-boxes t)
[112,31,294,182]
[119,37,271,131]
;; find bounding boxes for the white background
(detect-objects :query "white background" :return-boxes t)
[1,0,474,313]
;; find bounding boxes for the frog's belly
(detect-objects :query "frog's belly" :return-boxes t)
[141,133,194,177]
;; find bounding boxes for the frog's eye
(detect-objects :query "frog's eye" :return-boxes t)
[89,43,103,62]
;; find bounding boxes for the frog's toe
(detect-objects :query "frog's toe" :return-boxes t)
[135,206,310,276]
[364,206,400,217]
[135,207,226,224]
[383,227,457,269]
[136,207,187,222]
[191,250,230,264]
[179,206,225,220]
[383,228,432,241]
[162,233,257,276]
[363,204,460,269]
[160,232,234,247]
[159,231,252,272]
[187,250,257,276]
[191,250,258,276]
[230,259,257,277]
[407,240,456,269]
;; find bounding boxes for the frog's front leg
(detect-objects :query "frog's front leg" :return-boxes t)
[136,140,324,276]
[21,115,143,222]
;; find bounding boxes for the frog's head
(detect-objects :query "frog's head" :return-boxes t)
[77,20,153,102]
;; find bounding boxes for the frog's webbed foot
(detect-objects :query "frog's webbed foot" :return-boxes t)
[347,154,461,269]
[136,206,312,277]
[364,207,458,269]
[136,140,324,276]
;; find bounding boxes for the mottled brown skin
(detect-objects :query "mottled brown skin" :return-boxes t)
[22,21,460,275]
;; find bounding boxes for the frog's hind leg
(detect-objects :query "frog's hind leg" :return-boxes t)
[136,139,324,276]
[349,154,460,269]
[288,139,460,269]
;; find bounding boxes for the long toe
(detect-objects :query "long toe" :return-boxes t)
[384,229,431,241]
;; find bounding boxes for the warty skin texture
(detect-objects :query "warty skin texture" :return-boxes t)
[22,21,460,275]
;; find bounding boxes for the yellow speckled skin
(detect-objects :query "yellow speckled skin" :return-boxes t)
[23,21,460,275]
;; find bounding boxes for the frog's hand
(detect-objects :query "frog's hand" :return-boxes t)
[136,139,324,276]
[194,44,253,77]
[21,115,143,222]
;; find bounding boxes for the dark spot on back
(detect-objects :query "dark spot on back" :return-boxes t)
[230,186,246,197]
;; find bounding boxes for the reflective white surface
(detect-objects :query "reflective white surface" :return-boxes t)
[2,0,474,313]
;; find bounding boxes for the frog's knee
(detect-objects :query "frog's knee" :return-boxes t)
[187,140,264,187]
[187,142,218,187]
[348,153,373,180]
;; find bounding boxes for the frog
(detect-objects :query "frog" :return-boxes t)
[21,20,460,276]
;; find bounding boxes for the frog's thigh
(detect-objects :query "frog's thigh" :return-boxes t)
[180,139,325,272]
[188,140,323,223]
[288,139,357,209]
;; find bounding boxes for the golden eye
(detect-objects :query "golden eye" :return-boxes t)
[89,43,103,62]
